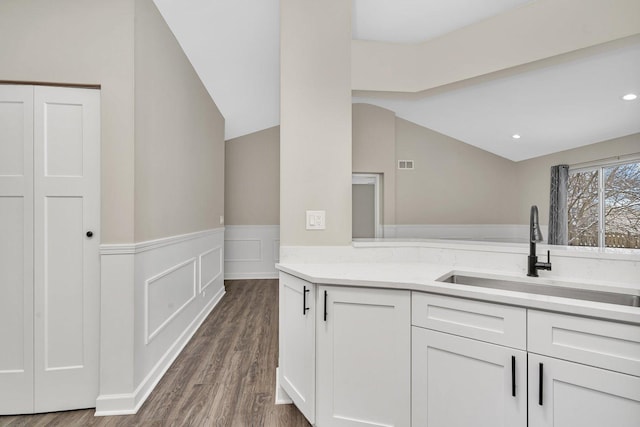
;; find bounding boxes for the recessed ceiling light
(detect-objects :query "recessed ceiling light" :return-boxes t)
[622,93,637,101]
[512,134,521,139]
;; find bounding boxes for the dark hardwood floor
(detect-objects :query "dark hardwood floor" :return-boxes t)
[0,280,311,427]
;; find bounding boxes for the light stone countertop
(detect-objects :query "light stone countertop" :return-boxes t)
[276,262,640,325]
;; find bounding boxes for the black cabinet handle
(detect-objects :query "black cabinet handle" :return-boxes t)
[303,286,310,315]
[86,231,93,238]
[538,363,544,406]
[511,356,516,397]
[323,290,328,322]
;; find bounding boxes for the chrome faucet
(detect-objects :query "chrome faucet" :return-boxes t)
[528,205,552,277]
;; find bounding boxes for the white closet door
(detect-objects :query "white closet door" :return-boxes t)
[0,85,35,414]
[33,86,100,412]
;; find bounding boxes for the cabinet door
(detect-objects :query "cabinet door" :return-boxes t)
[412,327,526,427]
[278,272,315,423]
[528,353,640,427]
[317,286,410,427]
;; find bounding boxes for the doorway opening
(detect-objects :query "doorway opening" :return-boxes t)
[352,173,383,239]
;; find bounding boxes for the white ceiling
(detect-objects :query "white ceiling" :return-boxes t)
[352,0,533,44]
[153,0,280,140]
[355,39,640,161]
[154,0,640,160]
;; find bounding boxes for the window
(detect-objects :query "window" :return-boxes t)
[568,160,640,248]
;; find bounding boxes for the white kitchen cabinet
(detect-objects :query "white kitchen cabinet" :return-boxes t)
[316,286,411,427]
[412,327,527,427]
[278,272,316,423]
[527,310,640,427]
[528,353,640,427]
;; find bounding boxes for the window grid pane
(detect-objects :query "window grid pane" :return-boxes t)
[603,163,640,249]
[568,169,599,247]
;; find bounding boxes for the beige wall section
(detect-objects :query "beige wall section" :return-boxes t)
[0,0,135,243]
[280,0,352,246]
[352,0,640,92]
[515,133,640,227]
[225,126,280,225]
[395,118,519,224]
[134,0,225,242]
[352,103,396,225]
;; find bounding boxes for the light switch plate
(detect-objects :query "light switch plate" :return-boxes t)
[306,210,326,230]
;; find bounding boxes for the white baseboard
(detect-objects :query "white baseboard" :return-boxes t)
[224,225,279,279]
[95,286,225,416]
[225,271,279,280]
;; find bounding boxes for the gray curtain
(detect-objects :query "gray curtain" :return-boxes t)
[548,164,569,245]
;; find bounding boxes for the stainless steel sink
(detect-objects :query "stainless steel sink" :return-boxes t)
[437,274,640,307]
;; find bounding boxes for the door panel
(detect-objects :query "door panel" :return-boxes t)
[44,102,84,177]
[43,196,85,369]
[33,86,100,412]
[0,85,34,414]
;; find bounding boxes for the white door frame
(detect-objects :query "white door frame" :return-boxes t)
[352,173,382,238]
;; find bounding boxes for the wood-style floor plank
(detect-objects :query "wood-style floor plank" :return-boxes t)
[0,280,311,427]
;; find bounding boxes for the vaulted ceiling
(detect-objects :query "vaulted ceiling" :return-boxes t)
[153,0,640,161]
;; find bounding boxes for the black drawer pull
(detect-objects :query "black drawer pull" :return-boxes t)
[538,363,544,406]
[511,356,516,397]
[323,290,328,322]
[303,286,310,315]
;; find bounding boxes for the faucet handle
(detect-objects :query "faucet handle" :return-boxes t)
[547,250,551,262]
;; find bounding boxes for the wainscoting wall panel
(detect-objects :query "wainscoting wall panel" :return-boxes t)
[145,258,197,344]
[199,246,222,294]
[96,228,225,416]
[224,225,279,279]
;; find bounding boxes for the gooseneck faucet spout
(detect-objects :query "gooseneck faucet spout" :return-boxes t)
[528,205,552,277]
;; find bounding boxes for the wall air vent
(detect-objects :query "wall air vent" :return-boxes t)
[398,160,414,170]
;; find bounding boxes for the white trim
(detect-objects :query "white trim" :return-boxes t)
[144,258,198,345]
[352,173,382,238]
[99,227,225,255]
[95,286,225,417]
[569,152,640,172]
[224,238,263,261]
[225,271,279,280]
[224,225,280,279]
[100,243,136,255]
[221,224,279,230]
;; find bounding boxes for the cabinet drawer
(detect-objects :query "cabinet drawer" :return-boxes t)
[412,292,526,350]
[528,310,640,376]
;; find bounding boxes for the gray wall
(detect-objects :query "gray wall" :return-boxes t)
[515,132,640,226]
[0,0,225,243]
[395,118,520,224]
[0,0,136,244]
[280,0,352,246]
[225,126,280,225]
[134,0,225,242]
[353,103,396,225]
[223,105,638,231]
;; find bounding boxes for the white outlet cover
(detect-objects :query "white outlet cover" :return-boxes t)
[306,210,326,230]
